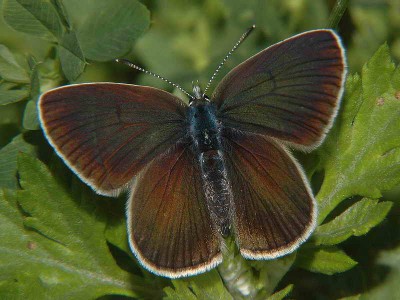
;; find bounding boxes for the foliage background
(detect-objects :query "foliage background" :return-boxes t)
[0,0,399,299]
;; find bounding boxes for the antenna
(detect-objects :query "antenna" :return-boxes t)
[203,25,256,95]
[115,58,193,99]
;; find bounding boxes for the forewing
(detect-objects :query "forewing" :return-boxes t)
[39,83,186,196]
[127,144,222,278]
[223,130,316,258]
[213,30,346,149]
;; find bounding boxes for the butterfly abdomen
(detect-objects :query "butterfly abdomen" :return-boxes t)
[188,100,232,236]
[199,150,232,236]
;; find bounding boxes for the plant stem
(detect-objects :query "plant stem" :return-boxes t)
[328,0,350,29]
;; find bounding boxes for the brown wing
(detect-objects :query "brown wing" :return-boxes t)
[213,30,346,150]
[39,83,186,196]
[127,144,222,278]
[223,130,317,258]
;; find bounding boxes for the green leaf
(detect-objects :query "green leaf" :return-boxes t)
[28,56,40,96]
[267,284,293,300]
[0,88,29,105]
[295,246,358,275]
[63,0,150,61]
[52,0,72,30]
[251,256,296,298]
[313,199,393,246]
[0,134,35,189]
[2,0,64,40]
[317,44,400,223]
[164,270,233,300]
[22,56,41,130]
[327,0,349,28]
[22,100,39,130]
[105,213,130,254]
[164,280,198,300]
[58,31,86,81]
[0,44,29,83]
[0,153,161,299]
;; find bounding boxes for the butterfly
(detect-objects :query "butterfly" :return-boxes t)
[38,28,346,278]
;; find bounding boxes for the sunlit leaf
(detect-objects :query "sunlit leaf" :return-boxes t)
[296,246,357,275]
[317,44,400,223]
[313,199,392,246]
[164,270,232,300]
[267,284,293,300]
[0,154,163,299]
[2,0,64,40]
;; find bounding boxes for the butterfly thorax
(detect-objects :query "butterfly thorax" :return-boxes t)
[188,95,232,236]
[188,98,221,153]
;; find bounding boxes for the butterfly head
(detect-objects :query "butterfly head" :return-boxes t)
[190,82,210,106]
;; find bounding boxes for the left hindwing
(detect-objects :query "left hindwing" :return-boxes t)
[222,129,317,258]
[127,143,222,278]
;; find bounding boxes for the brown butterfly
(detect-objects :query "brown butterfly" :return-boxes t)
[38,27,346,278]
